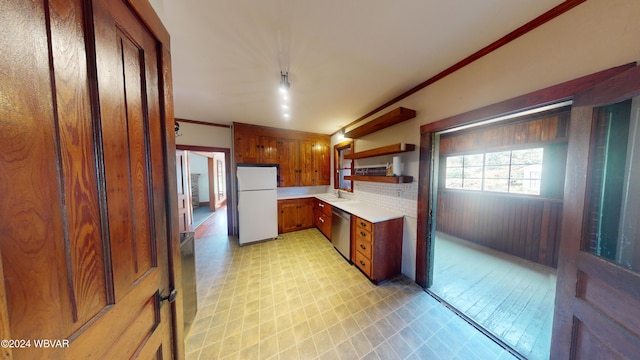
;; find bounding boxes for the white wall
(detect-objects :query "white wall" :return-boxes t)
[332,0,640,281]
[176,122,232,149]
[189,153,209,203]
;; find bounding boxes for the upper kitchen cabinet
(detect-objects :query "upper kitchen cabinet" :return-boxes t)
[234,132,278,164]
[278,138,330,187]
[234,123,330,187]
[277,138,299,187]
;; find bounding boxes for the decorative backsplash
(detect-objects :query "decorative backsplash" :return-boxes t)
[352,181,418,219]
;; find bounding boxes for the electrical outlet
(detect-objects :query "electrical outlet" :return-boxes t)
[396,189,402,197]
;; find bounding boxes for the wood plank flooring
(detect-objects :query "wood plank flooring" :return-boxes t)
[431,232,556,360]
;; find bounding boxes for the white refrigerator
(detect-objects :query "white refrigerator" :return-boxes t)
[237,166,278,245]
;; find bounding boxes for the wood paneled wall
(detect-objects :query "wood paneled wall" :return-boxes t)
[435,110,569,269]
[439,110,569,155]
[437,190,562,268]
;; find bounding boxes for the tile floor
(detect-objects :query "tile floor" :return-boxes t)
[186,228,518,359]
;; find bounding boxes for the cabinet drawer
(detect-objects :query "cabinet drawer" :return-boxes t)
[355,251,371,277]
[355,226,372,243]
[315,200,332,216]
[355,236,372,260]
[355,217,372,232]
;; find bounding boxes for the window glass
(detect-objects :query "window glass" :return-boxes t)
[444,147,544,195]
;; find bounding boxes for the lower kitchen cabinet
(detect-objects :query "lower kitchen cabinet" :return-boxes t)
[313,198,332,240]
[278,198,314,233]
[351,215,403,283]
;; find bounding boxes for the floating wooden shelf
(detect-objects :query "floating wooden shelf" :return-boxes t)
[344,107,416,139]
[345,175,413,184]
[344,143,415,160]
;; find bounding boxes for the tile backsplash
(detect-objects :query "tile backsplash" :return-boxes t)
[351,181,418,219]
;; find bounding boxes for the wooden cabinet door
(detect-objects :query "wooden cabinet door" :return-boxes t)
[277,138,299,186]
[299,140,315,185]
[260,136,279,164]
[298,198,315,229]
[0,0,177,358]
[551,65,640,360]
[235,132,260,163]
[315,141,332,185]
[278,200,299,233]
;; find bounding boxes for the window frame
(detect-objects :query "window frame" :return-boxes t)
[334,140,354,192]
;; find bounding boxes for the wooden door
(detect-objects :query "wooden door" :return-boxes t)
[176,150,193,232]
[0,0,179,358]
[551,65,640,359]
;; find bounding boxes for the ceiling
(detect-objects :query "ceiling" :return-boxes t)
[150,0,564,135]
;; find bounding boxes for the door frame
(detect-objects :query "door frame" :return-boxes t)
[177,145,233,235]
[415,63,635,287]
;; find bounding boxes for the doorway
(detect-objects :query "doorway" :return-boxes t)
[176,145,232,236]
[427,104,570,359]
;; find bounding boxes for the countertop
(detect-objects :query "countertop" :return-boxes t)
[278,193,404,223]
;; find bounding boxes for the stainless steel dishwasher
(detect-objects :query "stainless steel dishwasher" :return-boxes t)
[331,207,351,261]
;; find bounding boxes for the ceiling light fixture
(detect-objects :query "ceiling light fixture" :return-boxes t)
[279,71,290,93]
[279,71,291,120]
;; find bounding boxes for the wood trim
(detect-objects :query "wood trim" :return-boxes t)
[208,158,215,211]
[415,132,433,287]
[126,0,170,45]
[344,107,416,138]
[176,145,229,153]
[421,63,636,134]
[344,143,415,159]
[573,64,640,107]
[342,0,587,132]
[334,140,354,192]
[176,118,231,128]
[0,248,11,360]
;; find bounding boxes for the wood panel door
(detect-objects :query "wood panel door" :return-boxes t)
[176,150,193,232]
[0,0,179,358]
[277,138,299,186]
[551,65,640,359]
[299,140,315,186]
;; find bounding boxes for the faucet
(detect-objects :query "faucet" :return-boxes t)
[334,189,341,198]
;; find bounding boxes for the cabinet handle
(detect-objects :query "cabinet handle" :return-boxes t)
[360,244,366,250]
[359,260,365,266]
[319,217,324,223]
[360,231,366,237]
[319,203,324,208]
[360,221,366,227]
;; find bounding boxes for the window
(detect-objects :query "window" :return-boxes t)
[445,148,543,195]
[334,141,353,192]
